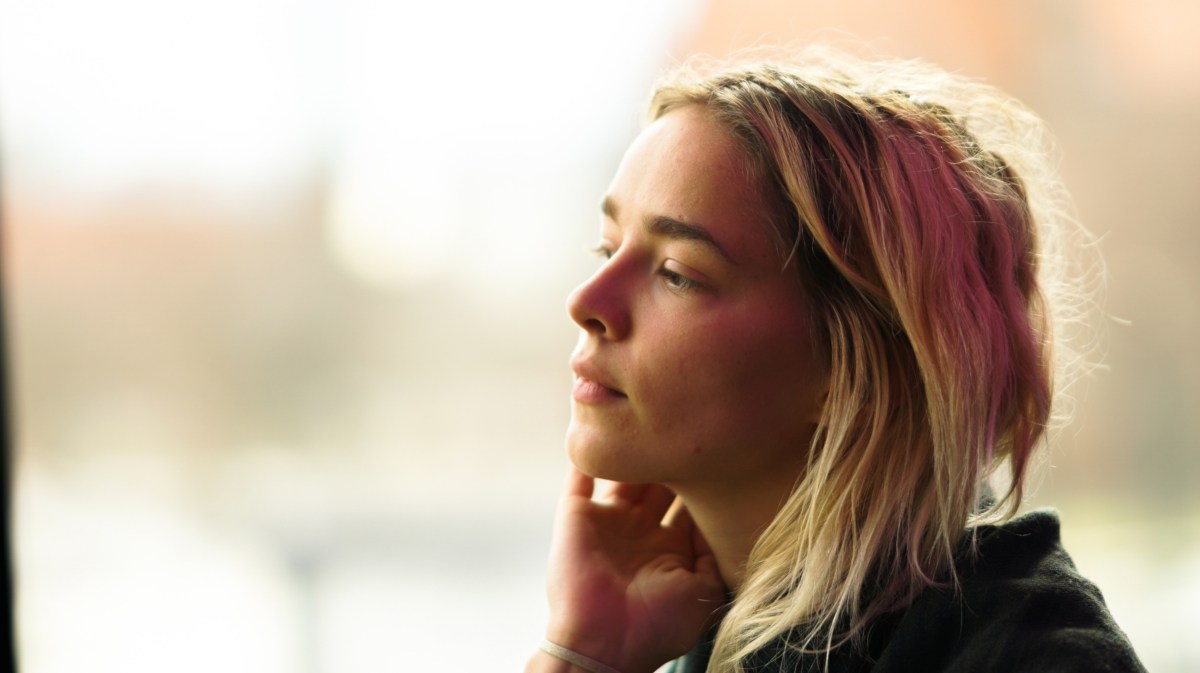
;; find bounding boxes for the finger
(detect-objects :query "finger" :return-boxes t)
[687,514,722,581]
[662,496,692,530]
[666,501,716,557]
[606,480,650,504]
[563,465,595,500]
[665,503,722,579]
[691,517,716,562]
[640,485,678,521]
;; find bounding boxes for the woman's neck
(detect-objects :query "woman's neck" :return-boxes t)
[672,468,802,591]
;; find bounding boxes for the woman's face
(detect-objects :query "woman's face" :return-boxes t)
[566,104,827,493]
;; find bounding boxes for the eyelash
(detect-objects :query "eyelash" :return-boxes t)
[659,268,700,291]
[588,244,703,293]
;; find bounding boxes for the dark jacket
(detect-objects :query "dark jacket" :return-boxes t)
[668,510,1146,673]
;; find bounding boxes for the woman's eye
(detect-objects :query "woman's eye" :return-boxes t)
[660,268,701,292]
[589,244,613,260]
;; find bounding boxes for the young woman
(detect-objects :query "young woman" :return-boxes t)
[526,49,1146,673]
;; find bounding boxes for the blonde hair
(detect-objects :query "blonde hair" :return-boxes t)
[650,48,1098,672]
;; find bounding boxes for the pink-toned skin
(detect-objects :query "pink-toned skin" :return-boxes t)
[527,105,826,673]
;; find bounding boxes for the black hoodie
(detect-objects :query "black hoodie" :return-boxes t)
[668,510,1146,673]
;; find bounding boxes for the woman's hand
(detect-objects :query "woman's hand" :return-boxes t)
[538,467,727,673]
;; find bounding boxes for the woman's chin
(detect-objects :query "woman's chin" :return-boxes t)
[566,428,643,483]
[565,435,612,480]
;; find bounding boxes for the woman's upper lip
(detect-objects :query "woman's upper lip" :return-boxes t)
[570,358,626,396]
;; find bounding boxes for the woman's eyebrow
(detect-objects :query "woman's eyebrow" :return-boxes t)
[646,216,737,265]
[600,195,738,265]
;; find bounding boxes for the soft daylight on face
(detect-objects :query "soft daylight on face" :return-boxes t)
[565,104,827,495]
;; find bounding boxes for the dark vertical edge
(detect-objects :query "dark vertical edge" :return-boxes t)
[0,128,18,671]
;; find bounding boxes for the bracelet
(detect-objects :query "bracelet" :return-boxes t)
[538,639,625,673]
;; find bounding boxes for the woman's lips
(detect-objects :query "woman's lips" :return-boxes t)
[570,358,626,403]
[572,376,627,404]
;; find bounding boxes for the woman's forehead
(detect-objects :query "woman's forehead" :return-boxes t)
[604,106,780,266]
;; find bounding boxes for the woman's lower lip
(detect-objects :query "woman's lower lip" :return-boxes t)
[572,377,626,404]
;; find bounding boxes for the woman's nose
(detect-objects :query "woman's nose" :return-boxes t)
[566,261,631,340]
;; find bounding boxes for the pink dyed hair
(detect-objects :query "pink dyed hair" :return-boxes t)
[650,48,1092,671]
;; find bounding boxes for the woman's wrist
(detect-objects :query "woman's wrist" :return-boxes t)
[543,622,637,673]
[535,624,662,673]
[538,639,625,673]
[525,648,585,673]
[526,645,638,673]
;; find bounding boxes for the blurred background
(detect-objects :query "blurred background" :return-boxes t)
[2,0,1196,671]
